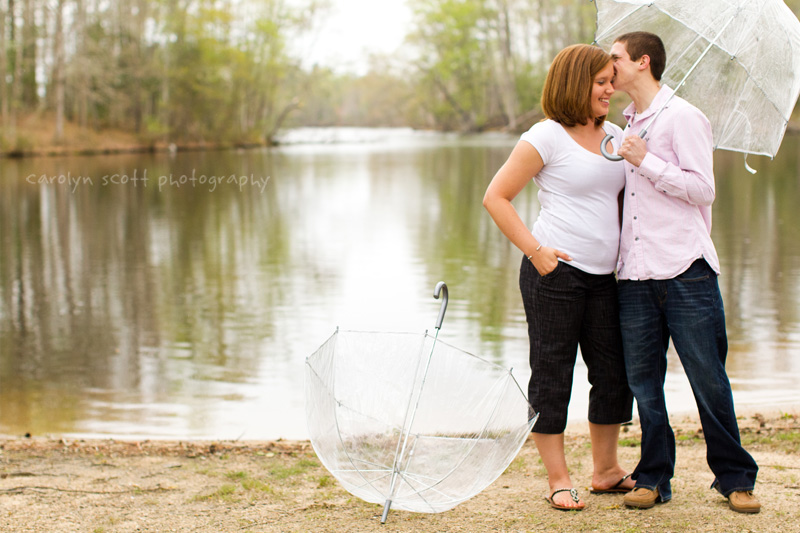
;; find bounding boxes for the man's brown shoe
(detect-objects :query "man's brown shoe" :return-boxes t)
[623,487,660,509]
[728,491,761,513]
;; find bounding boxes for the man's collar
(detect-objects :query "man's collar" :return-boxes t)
[623,85,674,122]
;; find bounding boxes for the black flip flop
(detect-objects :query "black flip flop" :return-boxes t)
[590,473,633,494]
[545,488,585,510]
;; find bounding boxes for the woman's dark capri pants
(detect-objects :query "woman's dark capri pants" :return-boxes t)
[519,256,633,434]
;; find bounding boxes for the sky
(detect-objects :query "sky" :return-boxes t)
[294,0,413,74]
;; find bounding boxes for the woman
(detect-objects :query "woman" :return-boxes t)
[483,44,634,511]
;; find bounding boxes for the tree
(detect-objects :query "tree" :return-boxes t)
[0,0,615,147]
[52,0,65,142]
[9,0,22,141]
[406,0,598,133]
[409,0,494,132]
[0,2,7,132]
[486,0,518,130]
[20,0,35,108]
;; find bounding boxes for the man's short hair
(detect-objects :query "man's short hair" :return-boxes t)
[541,44,612,127]
[615,31,666,81]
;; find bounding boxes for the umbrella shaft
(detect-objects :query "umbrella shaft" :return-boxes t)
[385,328,441,504]
[642,4,742,136]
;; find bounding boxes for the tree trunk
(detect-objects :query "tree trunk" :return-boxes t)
[266,97,300,143]
[431,74,476,132]
[10,0,21,139]
[160,28,171,143]
[1,2,7,129]
[130,0,147,134]
[491,0,518,131]
[74,0,88,128]
[21,0,36,108]
[53,0,65,143]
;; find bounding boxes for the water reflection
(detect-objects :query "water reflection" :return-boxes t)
[1,131,799,440]
[713,147,800,404]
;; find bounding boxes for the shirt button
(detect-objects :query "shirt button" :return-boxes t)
[631,192,636,196]
[635,237,640,241]
[630,169,634,173]
[634,216,638,220]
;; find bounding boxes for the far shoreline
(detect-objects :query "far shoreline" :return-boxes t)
[4,121,800,160]
[0,140,272,160]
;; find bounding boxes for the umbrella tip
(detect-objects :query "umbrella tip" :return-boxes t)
[381,499,392,523]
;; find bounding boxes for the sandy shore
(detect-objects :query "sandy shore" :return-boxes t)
[2,408,799,532]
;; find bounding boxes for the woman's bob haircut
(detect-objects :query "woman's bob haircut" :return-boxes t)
[541,44,613,128]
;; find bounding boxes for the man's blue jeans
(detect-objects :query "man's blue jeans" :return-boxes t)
[618,259,758,501]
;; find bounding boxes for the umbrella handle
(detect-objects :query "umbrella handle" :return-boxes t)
[600,133,623,161]
[433,281,448,330]
[600,129,648,162]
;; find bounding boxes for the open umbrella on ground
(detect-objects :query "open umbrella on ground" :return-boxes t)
[305,282,535,523]
[594,0,800,168]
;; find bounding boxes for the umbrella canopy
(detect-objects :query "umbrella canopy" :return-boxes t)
[594,0,800,158]
[305,282,535,523]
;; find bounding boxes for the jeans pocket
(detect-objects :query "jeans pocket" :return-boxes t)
[676,258,711,283]
[540,261,564,280]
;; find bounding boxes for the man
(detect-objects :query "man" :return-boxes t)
[610,31,760,514]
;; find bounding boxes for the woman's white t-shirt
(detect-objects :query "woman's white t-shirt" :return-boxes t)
[520,119,625,275]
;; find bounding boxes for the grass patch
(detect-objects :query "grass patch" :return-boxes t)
[504,456,527,474]
[192,483,238,502]
[317,475,335,488]
[741,430,800,452]
[741,434,771,446]
[619,438,641,447]
[241,478,274,493]
[776,431,800,442]
[676,434,703,444]
[191,466,213,476]
[269,458,319,480]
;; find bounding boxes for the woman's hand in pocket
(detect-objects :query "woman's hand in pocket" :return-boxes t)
[531,246,572,276]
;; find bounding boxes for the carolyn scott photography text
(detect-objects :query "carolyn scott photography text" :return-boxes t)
[26,170,271,193]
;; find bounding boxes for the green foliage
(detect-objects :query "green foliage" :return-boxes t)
[403,0,598,132]
[1,0,318,145]
[409,0,494,131]
[21,0,792,139]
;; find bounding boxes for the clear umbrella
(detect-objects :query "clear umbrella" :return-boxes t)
[305,282,536,523]
[593,0,800,168]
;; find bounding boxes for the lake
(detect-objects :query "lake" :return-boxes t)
[1,127,799,440]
